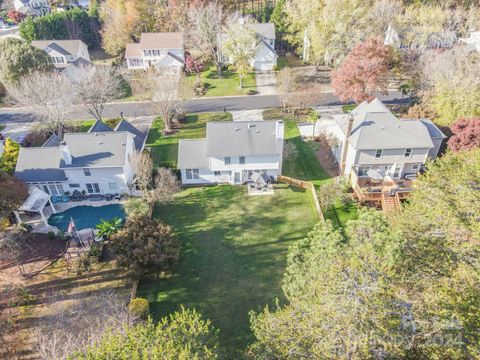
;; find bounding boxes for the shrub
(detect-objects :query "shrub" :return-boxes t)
[448,118,480,152]
[47,231,56,240]
[246,89,257,95]
[193,75,206,96]
[124,198,149,218]
[128,298,150,319]
[185,54,204,75]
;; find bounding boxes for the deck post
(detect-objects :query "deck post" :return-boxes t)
[48,197,57,214]
[13,211,22,224]
[40,210,47,226]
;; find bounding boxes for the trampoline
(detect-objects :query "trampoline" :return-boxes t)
[48,204,125,231]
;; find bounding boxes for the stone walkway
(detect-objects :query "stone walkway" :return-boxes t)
[231,109,264,122]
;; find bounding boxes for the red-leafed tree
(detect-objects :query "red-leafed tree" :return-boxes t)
[331,38,391,104]
[184,53,204,75]
[448,118,480,152]
[7,10,25,23]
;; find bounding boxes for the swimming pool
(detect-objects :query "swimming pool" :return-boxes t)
[48,204,125,231]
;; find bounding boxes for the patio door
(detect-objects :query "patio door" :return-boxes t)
[234,172,241,184]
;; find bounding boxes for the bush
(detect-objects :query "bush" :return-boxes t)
[245,89,257,95]
[193,75,206,96]
[128,297,150,319]
[47,231,56,240]
[88,245,102,261]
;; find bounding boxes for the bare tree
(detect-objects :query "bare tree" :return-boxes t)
[277,67,297,111]
[72,65,125,122]
[187,1,226,77]
[150,70,184,133]
[35,290,134,360]
[6,71,75,136]
[0,226,28,275]
[131,151,154,193]
[367,0,402,36]
[151,167,180,205]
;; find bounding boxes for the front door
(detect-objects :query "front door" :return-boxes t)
[234,172,241,184]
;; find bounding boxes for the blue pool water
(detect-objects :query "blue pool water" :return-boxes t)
[48,204,125,231]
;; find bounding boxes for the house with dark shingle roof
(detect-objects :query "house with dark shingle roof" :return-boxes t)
[14,120,146,196]
[31,40,90,68]
[178,120,284,185]
[125,32,185,70]
[14,0,50,16]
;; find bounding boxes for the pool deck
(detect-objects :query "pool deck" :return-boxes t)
[20,199,126,234]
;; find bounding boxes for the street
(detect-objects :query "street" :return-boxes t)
[0,91,408,124]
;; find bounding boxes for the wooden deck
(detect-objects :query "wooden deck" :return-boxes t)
[350,171,415,214]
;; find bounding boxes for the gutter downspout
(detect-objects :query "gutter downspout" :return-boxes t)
[340,112,354,176]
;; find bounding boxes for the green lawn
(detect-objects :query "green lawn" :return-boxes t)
[0,124,5,131]
[342,104,356,113]
[68,118,121,133]
[146,112,232,168]
[139,185,319,358]
[277,55,304,69]
[183,65,256,97]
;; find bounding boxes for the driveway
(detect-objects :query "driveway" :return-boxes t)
[1,122,32,142]
[231,109,264,122]
[255,71,277,95]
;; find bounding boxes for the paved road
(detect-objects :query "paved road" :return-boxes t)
[0,91,408,124]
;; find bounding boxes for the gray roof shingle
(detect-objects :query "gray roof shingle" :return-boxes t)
[15,147,66,182]
[206,121,283,157]
[115,119,146,151]
[178,139,208,168]
[247,23,275,39]
[88,120,113,133]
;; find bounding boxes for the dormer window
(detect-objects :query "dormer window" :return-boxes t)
[404,148,412,158]
[374,149,383,159]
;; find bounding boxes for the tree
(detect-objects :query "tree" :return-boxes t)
[184,53,204,75]
[331,37,391,103]
[150,167,181,205]
[7,10,26,23]
[392,149,480,358]
[187,2,226,77]
[95,218,123,240]
[277,67,296,111]
[250,212,412,359]
[0,38,52,84]
[99,0,136,56]
[72,65,125,122]
[270,0,287,35]
[222,16,259,88]
[0,138,20,174]
[150,70,184,133]
[111,215,179,277]
[448,118,480,152]
[0,173,28,223]
[6,71,75,135]
[70,308,219,359]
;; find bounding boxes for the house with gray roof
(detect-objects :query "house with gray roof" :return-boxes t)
[31,39,90,68]
[219,20,277,71]
[316,98,445,180]
[14,0,50,16]
[15,128,139,196]
[178,120,284,185]
[125,32,185,71]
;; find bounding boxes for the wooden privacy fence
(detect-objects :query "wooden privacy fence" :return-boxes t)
[277,175,325,223]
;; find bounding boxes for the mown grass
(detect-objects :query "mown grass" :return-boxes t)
[183,65,256,97]
[139,185,318,358]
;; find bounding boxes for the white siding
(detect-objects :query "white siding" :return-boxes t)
[356,148,429,165]
[64,167,129,194]
[181,168,230,185]
[209,154,281,172]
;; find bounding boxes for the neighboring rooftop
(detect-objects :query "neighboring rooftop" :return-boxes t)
[88,120,113,133]
[334,98,441,150]
[206,121,283,157]
[115,119,147,151]
[247,23,275,39]
[31,39,85,56]
[139,32,184,50]
[125,43,141,58]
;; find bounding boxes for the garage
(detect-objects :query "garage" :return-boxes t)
[254,61,274,71]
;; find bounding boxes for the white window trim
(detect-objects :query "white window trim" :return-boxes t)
[374,149,383,159]
[404,148,413,158]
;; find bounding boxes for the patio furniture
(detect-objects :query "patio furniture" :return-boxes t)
[71,190,83,202]
[88,194,103,201]
[105,194,113,201]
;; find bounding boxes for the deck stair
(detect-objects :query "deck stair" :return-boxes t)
[381,192,401,214]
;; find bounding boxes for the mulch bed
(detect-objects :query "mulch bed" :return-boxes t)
[314,135,340,178]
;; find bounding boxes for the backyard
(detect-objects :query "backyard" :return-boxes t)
[183,65,256,97]
[139,184,318,358]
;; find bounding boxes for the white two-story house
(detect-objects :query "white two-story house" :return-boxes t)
[14,120,147,196]
[14,0,51,16]
[178,120,284,185]
[31,39,90,68]
[125,32,185,71]
[316,98,446,181]
[219,21,278,71]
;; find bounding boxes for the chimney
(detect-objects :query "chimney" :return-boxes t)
[340,112,354,176]
[60,141,72,165]
[276,121,284,140]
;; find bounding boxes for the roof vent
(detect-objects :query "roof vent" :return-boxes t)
[235,128,241,132]
[256,130,260,134]
[248,123,256,129]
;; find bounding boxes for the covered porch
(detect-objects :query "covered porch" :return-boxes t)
[15,188,58,233]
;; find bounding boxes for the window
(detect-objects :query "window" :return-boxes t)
[48,184,58,195]
[404,148,412,158]
[109,182,118,190]
[86,183,100,194]
[57,184,64,194]
[357,165,371,177]
[193,169,199,179]
[83,168,91,176]
[239,156,245,164]
[185,169,192,179]
[374,149,383,159]
[214,171,221,176]
[412,164,420,171]
[224,157,231,165]
[393,166,401,178]
[69,183,80,188]
[129,58,143,67]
